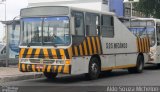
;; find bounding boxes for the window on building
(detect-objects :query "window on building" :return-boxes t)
[101,15,114,37]
[85,13,100,36]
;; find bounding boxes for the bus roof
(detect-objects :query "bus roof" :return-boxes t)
[21,6,115,17]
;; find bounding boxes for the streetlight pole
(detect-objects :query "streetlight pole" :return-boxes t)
[0,0,8,67]
[0,0,6,21]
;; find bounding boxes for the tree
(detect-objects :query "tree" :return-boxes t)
[135,0,160,18]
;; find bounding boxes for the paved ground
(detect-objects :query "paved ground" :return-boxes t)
[0,65,43,83]
[1,64,160,92]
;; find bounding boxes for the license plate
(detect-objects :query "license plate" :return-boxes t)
[36,65,44,69]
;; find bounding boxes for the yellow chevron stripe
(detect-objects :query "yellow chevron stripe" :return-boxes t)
[26,48,33,58]
[22,64,25,71]
[35,48,40,58]
[96,37,101,54]
[141,38,144,52]
[144,37,147,52]
[83,40,88,55]
[138,38,142,52]
[60,49,65,59]
[58,66,63,72]
[79,44,83,56]
[67,47,73,59]
[42,65,46,72]
[32,65,36,72]
[92,37,97,54]
[43,48,49,58]
[51,49,57,59]
[19,48,25,58]
[137,37,140,52]
[87,37,93,55]
[63,65,69,74]
[74,46,78,56]
[47,65,51,72]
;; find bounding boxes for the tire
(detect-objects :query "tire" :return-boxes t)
[85,57,100,80]
[43,72,58,79]
[100,70,112,77]
[157,63,160,68]
[128,55,144,73]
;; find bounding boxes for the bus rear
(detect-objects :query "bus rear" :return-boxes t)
[124,18,158,64]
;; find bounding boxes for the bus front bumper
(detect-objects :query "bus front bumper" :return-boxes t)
[19,63,71,74]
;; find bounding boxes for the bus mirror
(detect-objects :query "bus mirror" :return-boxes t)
[71,17,75,35]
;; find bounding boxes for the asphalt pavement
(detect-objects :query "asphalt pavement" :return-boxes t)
[1,64,160,92]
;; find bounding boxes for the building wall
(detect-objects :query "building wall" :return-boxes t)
[109,0,124,17]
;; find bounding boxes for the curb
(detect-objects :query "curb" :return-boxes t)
[0,73,44,83]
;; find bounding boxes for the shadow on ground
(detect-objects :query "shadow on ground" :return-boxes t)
[33,70,133,84]
[144,64,160,70]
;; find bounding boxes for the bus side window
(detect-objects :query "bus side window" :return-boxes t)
[101,15,114,37]
[85,13,100,36]
[71,11,85,45]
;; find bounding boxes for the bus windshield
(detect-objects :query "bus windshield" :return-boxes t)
[21,17,70,47]
[129,27,155,47]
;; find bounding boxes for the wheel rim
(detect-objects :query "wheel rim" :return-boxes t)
[91,62,98,74]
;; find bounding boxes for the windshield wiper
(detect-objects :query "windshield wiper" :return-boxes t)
[52,43,57,47]
[27,43,30,47]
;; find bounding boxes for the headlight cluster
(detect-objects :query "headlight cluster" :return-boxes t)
[19,59,30,63]
[19,58,70,65]
[55,60,65,64]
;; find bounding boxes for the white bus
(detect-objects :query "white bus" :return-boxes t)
[124,18,160,65]
[18,6,149,80]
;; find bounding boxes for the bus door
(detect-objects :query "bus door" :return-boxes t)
[100,15,116,68]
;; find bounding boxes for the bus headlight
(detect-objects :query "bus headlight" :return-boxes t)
[56,60,65,64]
[19,59,30,63]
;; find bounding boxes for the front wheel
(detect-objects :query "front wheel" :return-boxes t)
[43,72,58,79]
[128,55,144,73]
[85,57,100,80]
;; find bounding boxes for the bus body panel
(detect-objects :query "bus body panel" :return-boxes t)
[18,6,150,76]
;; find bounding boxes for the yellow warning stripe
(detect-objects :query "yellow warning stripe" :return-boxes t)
[43,48,49,58]
[79,44,83,56]
[19,48,25,58]
[101,64,136,71]
[92,37,97,54]
[20,36,103,59]
[19,64,70,74]
[96,37,101,54]
[83,40,88,55]
[87,37,93,55]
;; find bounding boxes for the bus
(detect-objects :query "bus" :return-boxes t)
[18,6,150,80]
[124,18,160,65]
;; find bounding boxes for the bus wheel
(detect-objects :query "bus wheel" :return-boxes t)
[43,72,58,79]
[86,57,100,80]
[128,55,144,73]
